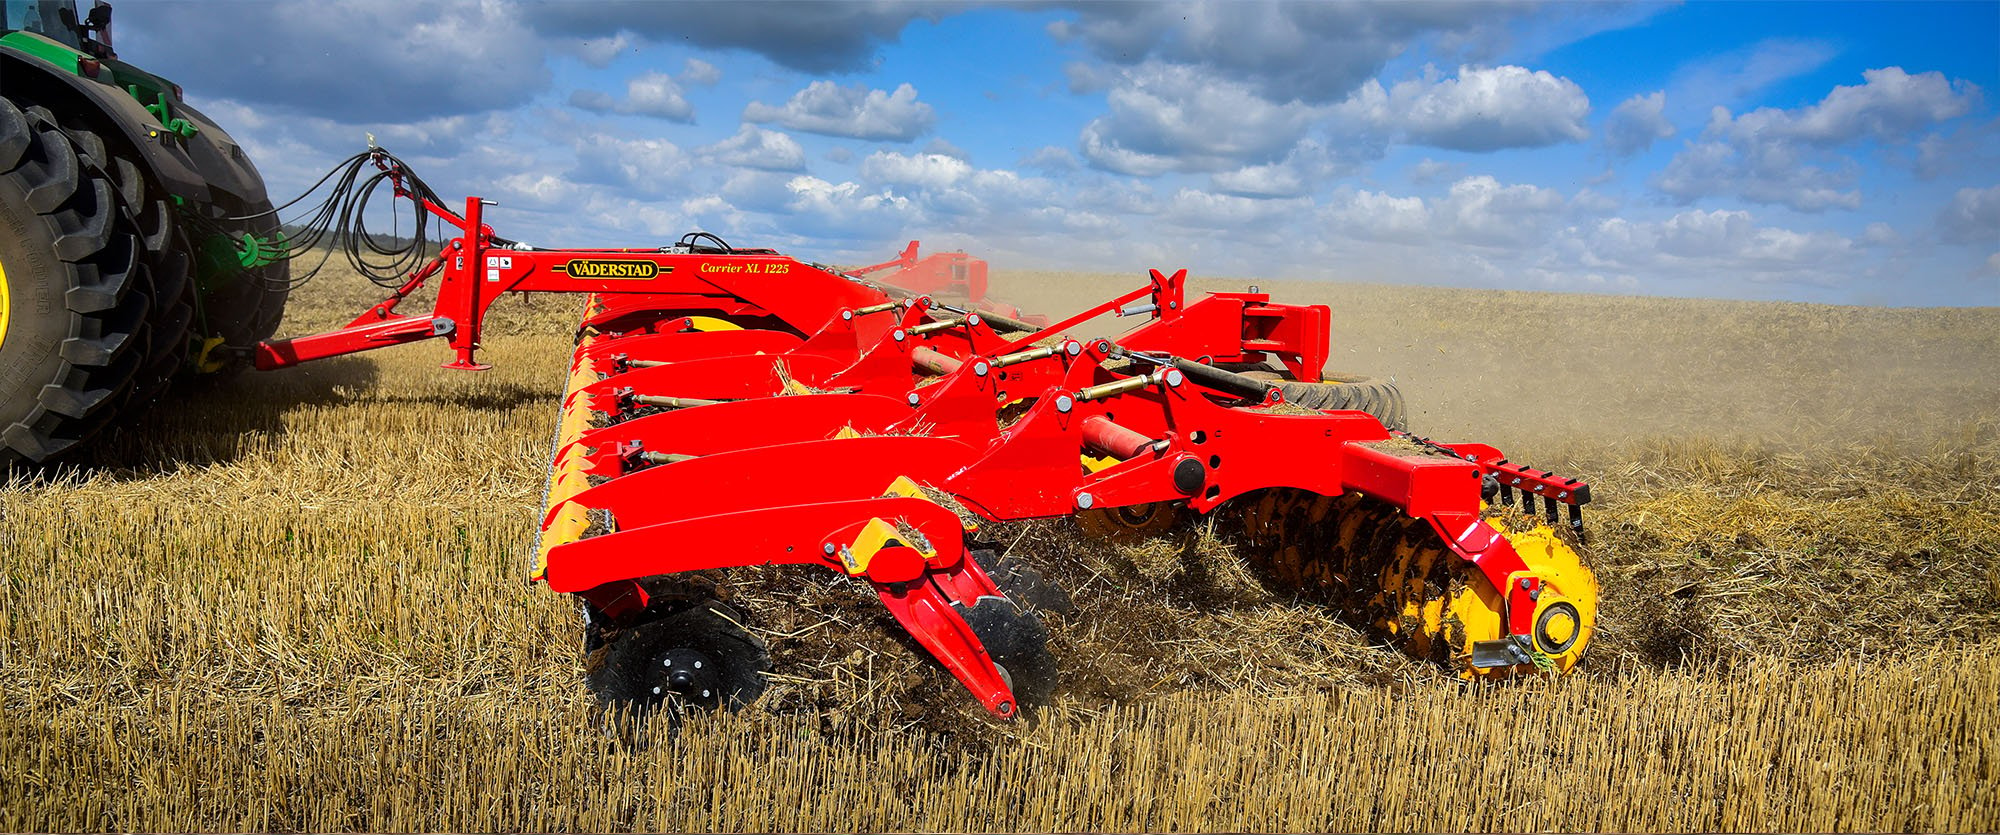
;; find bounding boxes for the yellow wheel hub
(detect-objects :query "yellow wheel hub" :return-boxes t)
[1,252,11,352]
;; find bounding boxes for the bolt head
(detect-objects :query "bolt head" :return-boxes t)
[663,658,672,667]
[1520,579,1533,590]
[907,393,921,406]
[652,686,662,695]
[693,660,702,669]
[1065,341,1082,356]
[1076,491,1095,509]
[823,543,837,556]
[1165,369,1185,387]
[842,310,854,320]
[702,689,712,699]
[893,329,907,342]
[1056,395,1074,413]
[973,360,990,376]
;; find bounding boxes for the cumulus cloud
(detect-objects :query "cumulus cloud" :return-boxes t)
[567,135,690,199]
[1656,67,1983,211]
[571,69,704,122]
[1605,91,1676,156]
[1049,2,1535,104]
[1326,175,1566,246]
[1668,38,1839,108]
[517,1,951,74]
[744,82,936,141]
[1336,65,1592,152]
[860,151,972,189]
[1079,64,1321,175]
[1561,209,1857,284]
[682,58,723,86]
[1022,146,1079,172]
[1938,185,2000,245]
[118,0,549,122]
[696,125,806,171]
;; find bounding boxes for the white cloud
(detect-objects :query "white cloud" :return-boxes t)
[1211,161,1308,199]
[1079,64,1321,175]
[744,81,936,141]
[564,32,638,69]
[1408,158,1460,184]
[1655,134,1863,212]
[1162,188,1312,229]
[682,58,722,86]
[786,176,910,214]
[1656,67,1982,211]
[860,151,973,190]
[1335,65,1591,152]
[1022,146,1079,172]
[1049,3,1537,104]
[567,135,690,198]
[922,137,970,161]
[1570,208,1856,279]
[1064,61,1115,94]
[623,71,694,120]
[1938,185,2000,245]
[1667,39,1839,109]
[119,0,550,122]
[696,125,806,172]
[1326,175,1567,247]
[1434,176,1567,245]
[1605,91,1676,156]
[1329,188,1434,243]
[570,69,697,122]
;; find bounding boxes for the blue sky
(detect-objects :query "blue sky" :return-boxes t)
[116,1,2000,305]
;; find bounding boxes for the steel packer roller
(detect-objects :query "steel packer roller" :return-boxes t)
[240,149,1600,721]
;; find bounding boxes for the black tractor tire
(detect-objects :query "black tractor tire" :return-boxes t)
[54,114,193,409]
[0,98,152,466]
[197,196,289,359]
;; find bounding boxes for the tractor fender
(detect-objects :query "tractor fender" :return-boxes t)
[168,98,267,207]
[0,43,211,200]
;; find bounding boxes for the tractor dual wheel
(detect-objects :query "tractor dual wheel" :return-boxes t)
[0,98,158,466]
[1230,488,1598,676]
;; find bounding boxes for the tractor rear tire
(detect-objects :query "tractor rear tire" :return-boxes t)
[204,198,289,349]
[0,98,150,466]
[54,115,194,411]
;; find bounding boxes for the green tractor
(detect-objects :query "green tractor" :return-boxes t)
[2,0,287,466]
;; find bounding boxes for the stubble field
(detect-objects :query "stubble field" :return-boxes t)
[3,261,1997,831]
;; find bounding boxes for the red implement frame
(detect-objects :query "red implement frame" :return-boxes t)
[252,159,1594,720]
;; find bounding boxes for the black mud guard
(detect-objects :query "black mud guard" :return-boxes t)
[1,43,212,201]
[169,98,268,207]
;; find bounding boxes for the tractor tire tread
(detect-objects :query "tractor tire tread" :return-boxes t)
[0,98,153,466]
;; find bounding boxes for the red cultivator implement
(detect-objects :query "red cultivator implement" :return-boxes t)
[251,150,1600,719]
